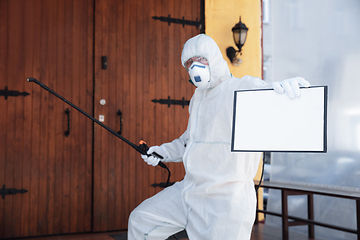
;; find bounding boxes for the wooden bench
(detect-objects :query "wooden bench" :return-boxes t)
[254,180,360,240]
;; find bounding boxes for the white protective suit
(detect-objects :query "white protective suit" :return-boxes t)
[128,34,302,240]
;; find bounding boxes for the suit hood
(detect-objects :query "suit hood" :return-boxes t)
[181,34,231,89]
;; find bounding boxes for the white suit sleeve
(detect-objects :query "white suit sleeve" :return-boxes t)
[232,75,310,98]
[232,75,270,90]
[159,130,189,163]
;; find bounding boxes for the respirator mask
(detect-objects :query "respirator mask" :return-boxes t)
[188,62,211,90]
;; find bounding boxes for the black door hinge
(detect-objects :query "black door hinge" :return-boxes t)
[1,184,28,199]
[151,182,175,188]
[152,15,201,28]
[0,86,30,100]
[152,96,190,108]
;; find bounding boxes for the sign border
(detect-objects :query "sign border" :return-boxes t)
[230,86,328,153]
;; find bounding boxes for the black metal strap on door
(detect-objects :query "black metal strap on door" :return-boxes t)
[1,184,28,199]
[152,96,190,108]
[152,15,201,28]
[117,109,123,135]
[0,86,30,100]
[64,108,70,137]
[151,182,175,188]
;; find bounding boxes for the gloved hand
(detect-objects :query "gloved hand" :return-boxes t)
[141,146,167,166]
[272,77,310,99]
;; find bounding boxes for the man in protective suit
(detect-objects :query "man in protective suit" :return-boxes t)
[128,34,310,240]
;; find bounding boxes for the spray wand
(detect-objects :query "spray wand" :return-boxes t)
[27,77,170,186]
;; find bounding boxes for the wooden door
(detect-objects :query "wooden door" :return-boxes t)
[0,0,94,238]
[0,0,202,237]
[93,0,202,231]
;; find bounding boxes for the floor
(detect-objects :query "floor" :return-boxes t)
[15,223,319,240]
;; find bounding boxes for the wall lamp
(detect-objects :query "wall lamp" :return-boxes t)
[226,17,248,66]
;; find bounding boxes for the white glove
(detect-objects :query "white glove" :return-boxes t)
[141,146,168,166]
[272,77,310,99]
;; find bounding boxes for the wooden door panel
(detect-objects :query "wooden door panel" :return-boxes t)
[93,0,202,231]
[0,0,94,238]
[0,0,202,237]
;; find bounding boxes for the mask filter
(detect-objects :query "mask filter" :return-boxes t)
[188,62,211,90]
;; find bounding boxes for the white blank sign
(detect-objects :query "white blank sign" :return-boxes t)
[231,86,327,152]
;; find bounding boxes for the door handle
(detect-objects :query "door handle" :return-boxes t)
[64,108,70,137]
[117,109,122,135]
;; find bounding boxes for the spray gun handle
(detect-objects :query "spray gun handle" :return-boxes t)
[139,141,166,169]
[150,151,163,159]
[139,141,170,187]
[147,148,167,169]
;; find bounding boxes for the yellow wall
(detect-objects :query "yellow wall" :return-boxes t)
[205,0,262,79]
[205,0,264,221]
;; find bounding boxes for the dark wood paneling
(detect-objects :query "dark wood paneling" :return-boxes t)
[93,0,201,232]
[8,1,23,236]
[21,1,35,236]
[1,0,201,237]
[0,0,7,235]
[0,0,94,238]
[53,0,65,234]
